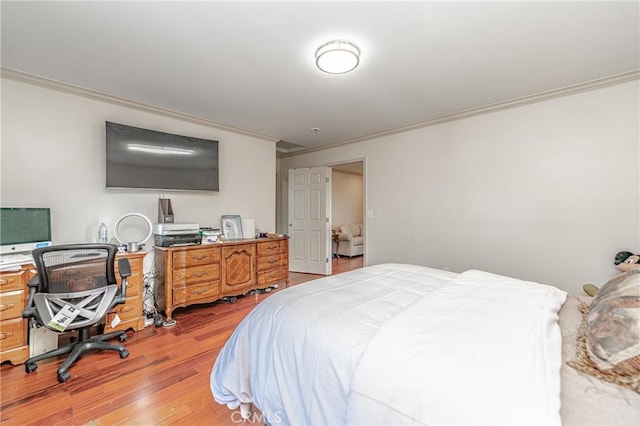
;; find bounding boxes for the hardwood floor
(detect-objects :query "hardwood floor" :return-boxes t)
[0,256,363,426]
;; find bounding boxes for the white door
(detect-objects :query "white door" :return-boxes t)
[288,167,332,275]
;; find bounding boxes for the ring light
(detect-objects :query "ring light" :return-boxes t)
[114,213,153,252]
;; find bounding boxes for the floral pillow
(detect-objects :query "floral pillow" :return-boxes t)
[586,268,640,375]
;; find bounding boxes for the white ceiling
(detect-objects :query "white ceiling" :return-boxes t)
[1,1,638,154]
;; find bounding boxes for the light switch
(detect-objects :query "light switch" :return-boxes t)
[367,209,374,219]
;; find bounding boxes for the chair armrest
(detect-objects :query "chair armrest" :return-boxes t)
[116,258,131,302]
[337,232,352,242]
[22,276,39,318]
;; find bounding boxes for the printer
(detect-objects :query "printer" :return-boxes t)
[153,223,201,247]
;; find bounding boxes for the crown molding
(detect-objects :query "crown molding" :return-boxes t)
[280,69,640,158]
[4,67,637,153]
[0,67,280,143]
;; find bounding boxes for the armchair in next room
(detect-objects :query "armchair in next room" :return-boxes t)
[334,224,364,257]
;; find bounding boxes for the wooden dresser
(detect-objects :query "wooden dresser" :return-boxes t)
[0,265,35,365]
[156,237,289,321]
[0,251,145,366]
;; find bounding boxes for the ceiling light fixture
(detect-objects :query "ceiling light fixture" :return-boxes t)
[315,40,360,74]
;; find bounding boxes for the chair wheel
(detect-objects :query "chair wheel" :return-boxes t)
[58,372,71,383]
[25,362,37,374]
[120,349,130,359]
[119,333,127,342]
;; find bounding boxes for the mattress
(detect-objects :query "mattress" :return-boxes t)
[211,263,630,425]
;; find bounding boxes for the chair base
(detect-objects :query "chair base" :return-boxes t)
[25,328,129,383]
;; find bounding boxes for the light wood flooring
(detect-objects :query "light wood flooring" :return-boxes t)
[0,256,363,426]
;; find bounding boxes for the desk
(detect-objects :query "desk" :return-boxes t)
[0,264,35,365]
[0,251,145,366]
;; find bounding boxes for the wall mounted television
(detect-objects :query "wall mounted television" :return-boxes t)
[106,121,219,192]
[0,207,52,254]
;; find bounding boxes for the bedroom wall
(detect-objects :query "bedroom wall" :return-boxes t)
[279,80,640,295]
[1,77,276,257]
[331,170,364,230]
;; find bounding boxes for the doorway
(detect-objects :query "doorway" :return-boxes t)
[277,159,366,275]
[329,160,365,263]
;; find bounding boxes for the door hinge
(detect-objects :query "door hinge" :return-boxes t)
[326,177,329,183]
[326,217,329,223]
[326,258,329,263]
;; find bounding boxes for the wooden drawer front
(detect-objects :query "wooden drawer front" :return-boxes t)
[115,258,143,282]
[257,241,284,256]
[117,272,142,297]
[173,265,220,287]
[257,269,287,287]
[116,259,143,296]
[185,283,221,303]
[172,248,220,269]
[0,290,25,321]
[257,254,284,272]
[109,295,142,322]
[0,317,27,349]
[0,271,26,292]
[173,283,220,305]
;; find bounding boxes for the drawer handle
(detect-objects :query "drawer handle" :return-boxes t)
[0,332,12,340]
[121,306,133,313]
[0,278,16,286]
[266,246,277,251]
[190,288,207,295]
[190,271,207,278]
[191,254,208,261]
[0,303,15,312]
[267,259,278,264]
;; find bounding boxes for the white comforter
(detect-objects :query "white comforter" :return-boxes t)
[211,263,567,425]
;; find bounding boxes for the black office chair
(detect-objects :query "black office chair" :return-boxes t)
[22,244,131,383]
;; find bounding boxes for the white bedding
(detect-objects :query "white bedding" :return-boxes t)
[211,263,567,425]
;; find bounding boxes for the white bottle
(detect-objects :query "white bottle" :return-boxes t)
[98,222,108,243]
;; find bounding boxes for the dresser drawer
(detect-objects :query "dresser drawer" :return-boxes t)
[121,273,142,297]
[0,317,27,349]
[257,269,287,287]
[0,270,27,292]
[115,256,143,276]
[173,264,220,287]
[108,295,142,322]
[172,248,220,269]
[173,282,220,305]
[257,240,285,256]
[256,254,285,272]
[0,290,25,321]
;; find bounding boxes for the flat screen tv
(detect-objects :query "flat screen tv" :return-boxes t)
[106,121,219,191]
[0,207,52,254]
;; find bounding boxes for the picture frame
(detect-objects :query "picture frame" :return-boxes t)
[221,215,243,240]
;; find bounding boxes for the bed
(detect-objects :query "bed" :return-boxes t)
[210,263,640,425]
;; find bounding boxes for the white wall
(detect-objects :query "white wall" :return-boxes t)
[1,77,276,255]
[279,81,640,294]
[331,170,364,229]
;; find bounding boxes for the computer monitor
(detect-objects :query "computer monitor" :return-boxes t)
[0,207,52,254]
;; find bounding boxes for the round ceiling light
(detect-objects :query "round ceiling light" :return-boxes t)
[315,40,360,74]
